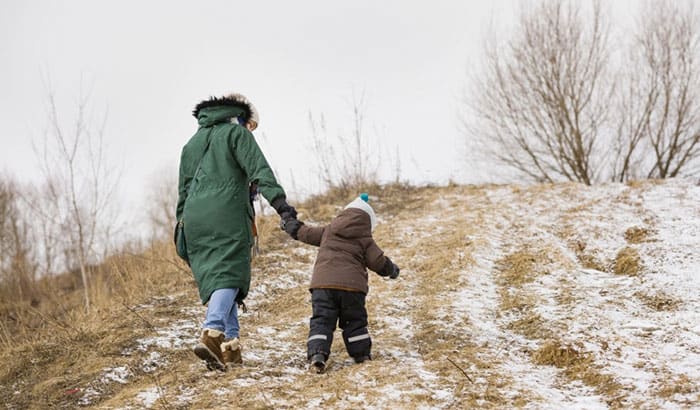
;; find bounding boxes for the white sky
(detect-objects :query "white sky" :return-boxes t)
[0,0,636,211]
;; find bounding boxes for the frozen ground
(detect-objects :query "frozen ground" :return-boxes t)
[88,179,698,409]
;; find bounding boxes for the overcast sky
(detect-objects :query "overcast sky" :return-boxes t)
[1,1,636,215]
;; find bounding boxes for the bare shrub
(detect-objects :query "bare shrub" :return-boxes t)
[467,0,612,185]
[308,91,380,196]
[25,82,122,311]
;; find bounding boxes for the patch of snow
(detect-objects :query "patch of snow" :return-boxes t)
[136,387,161,408]
[175,386,196,405]
[78,387,101,406]
[125,318,198,354]
[141,351,165,373]
[212,387,231,396]
[102,366,131,384]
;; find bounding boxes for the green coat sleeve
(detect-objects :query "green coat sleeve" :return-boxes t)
[230,128,286,204]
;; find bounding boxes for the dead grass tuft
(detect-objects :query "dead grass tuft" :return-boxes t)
[624,226,653,244]
[498,288,537,314]
[635,292,681,311]
[507,312,554,340]
[578,253,608,272]
[569,240,608,272]
[496,250,538,286]
[613,247,642,276]
[656,374,698,398]
[533,340,588,368]
[533,340,624,401]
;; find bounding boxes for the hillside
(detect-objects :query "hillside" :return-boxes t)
[2,179,699,409]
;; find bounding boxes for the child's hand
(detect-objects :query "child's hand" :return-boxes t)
[382,258,400,279]
[389,263,400,279]
[283,218,303,239]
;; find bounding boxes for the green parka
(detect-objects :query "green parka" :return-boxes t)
[176,102,285,305]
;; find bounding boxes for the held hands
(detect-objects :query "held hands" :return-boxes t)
[271,197,302,239]
[271,197,299,235]
[283,218,303,239]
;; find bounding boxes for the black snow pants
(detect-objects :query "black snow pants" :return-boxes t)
[307,288,371,361]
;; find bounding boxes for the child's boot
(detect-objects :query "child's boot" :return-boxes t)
[193,328,226,371]
[221,337,243,367]
[353,354,371,364]
[310,353,327,374]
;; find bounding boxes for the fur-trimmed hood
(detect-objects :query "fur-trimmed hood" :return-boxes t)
[192,93,260,128]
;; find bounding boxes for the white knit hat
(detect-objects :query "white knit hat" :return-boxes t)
[344,194,377,232]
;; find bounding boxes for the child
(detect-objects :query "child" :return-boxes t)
[283,194,400,373]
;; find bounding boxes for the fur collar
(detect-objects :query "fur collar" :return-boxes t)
[192,93,259,126]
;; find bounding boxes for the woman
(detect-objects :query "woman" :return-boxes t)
[176,92,296,371]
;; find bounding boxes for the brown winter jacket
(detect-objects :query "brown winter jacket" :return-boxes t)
[296,208,391,294]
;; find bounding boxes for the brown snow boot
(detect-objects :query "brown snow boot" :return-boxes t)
[221,337,243,367]
[193,329,226,371]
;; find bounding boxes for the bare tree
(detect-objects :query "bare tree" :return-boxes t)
[622,0,700,179]
[308,91,380,191]
[467,1,613,185]
[26,81,121,311]
[467,0,700,183]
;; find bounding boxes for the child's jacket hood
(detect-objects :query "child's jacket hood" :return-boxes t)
[330,208,372,239]
[344,197,377,232]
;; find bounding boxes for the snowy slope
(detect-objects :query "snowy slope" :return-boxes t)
[84,179,699,409]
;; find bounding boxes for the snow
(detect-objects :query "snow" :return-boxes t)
[378,179,700,408]
[102,366,131,384]
[136,387,161,408]
[85,178,699,409]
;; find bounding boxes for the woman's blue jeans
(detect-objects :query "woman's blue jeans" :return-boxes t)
[202,288,240,339]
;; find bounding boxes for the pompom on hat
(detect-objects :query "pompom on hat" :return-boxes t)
[344,193,377,231]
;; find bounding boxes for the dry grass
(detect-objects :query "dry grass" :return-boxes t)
[498,288,538,314]
[613,247,642,276]
[533,340,624,404]
[495,250,539,286]
[570,240,608,272]
[494,237,627,405]
[381,187,530,408]
[2,180,692,408]
[507,312,554,341]
[0,239,195,409]
[656,373,698,401]
[624,226,653,244]
[299,181,431,222]
[635,291,681,311]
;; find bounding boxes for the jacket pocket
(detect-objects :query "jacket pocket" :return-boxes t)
[174,220,190,266]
